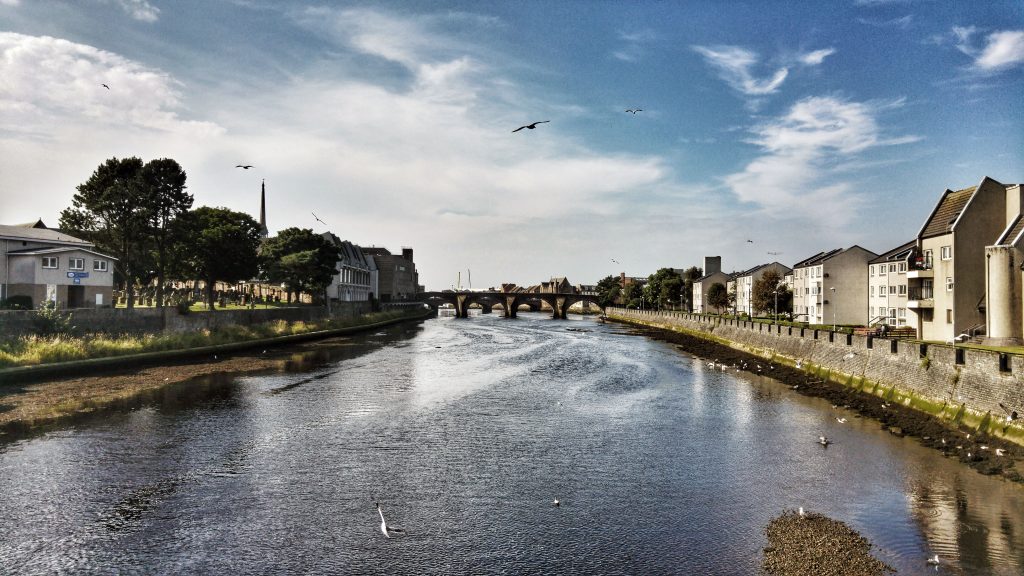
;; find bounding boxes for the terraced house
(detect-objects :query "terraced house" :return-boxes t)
[0,221,116,308]
[868,241,914,328]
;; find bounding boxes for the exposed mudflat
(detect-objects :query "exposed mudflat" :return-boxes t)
[762,510,895,576]
[626,323,1024,483]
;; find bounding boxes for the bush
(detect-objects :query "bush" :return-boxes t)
[1,295,33,310]
[175,300,191,315]
[32,303,75,336]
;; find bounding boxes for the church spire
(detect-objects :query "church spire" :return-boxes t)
[259,179,268,238]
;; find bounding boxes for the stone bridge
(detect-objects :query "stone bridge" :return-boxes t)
[416,291,604,319]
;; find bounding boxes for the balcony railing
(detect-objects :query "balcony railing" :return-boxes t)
[910,256,933,271]
[908,286,933,300]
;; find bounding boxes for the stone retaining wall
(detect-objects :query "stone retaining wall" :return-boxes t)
[610,308,1024,441]
[0,301,377,337]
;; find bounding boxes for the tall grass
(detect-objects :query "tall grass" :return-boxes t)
[0,310,415,368]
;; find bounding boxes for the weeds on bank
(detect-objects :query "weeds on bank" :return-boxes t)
[0,310,414,368]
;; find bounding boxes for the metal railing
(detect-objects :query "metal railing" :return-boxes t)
[908,286,933,300]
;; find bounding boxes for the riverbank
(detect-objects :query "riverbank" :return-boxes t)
[0,309,431,437]
[762,510,894,576]
[620,321,1024,483]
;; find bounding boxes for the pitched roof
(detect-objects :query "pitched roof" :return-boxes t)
[997,214,1024,246]
[868,240,915,264]
[695,270,732,282]
[0,224,92,246]
[733,261,793,278]
[793,248,842,269]
[919,186,977,239]
[6,246,118,260]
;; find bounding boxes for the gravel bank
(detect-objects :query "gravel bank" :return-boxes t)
[762,510,895,576]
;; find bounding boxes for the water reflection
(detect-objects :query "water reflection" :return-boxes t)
[0,313,1021,575]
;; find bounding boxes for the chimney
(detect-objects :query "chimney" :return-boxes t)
[703,256,721,275]
[401,247,414,263]
[620,272,626,288]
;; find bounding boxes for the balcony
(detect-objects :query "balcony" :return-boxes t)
[907,256,933,279]
[907,286,933,309]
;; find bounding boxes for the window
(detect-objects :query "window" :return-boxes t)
[870,286,875,296]
[69,258,84,271]
[889,285,897,295]
[93,260,108,272]
[42,256,58,269]
[879,265,887,276]
[898,262,906,272]
[870,306,875,316]
[947,309,953,324]
[946,277,954,292]
[880,285,887,295]
[870,265,875,277]
[898,285,906,295]
[889,264,897,273]
[898,308,906,318]
[941,245,952,260]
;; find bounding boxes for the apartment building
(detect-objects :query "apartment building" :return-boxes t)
[360,246,419,302]
[731,261,792,317]
[907,177,1022,342]
[322,233,377,302]
[792,246,877,326]
[868,241,914,328]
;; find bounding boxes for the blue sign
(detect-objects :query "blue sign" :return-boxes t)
[73,278,81,285]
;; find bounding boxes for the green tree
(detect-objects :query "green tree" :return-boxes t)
[260,228,340,304]
[680,266,703,312]
[174,207,262,310]
[644,268,684,310]
[59,157,148,308]
[595,274,622,308]
[625,282,643,309]
[707,282,729,313]
[752,269,793,318]
[140,158,192,308]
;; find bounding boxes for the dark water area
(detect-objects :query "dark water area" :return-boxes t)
[1,313,1022,575]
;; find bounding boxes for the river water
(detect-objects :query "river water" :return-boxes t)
[1,313,1023,575]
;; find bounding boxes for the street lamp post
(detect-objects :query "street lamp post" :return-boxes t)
[829,286,836,331]
[774,286,779,325]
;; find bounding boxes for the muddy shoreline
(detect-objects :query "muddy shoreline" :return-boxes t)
[623,322,1024,484]
[762,510,894,576]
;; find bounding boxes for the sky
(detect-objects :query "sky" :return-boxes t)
[1,0,1022,291]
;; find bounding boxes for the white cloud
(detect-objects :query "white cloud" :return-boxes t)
[693,45,788,95]
[113,0,159,22]
[0,0,21,7]
[974,30,1024,71]
[798,48,836,66]
[857,15,913,29]
[0,33,221,136]
[724,97,920,225]
[613,29,656,62]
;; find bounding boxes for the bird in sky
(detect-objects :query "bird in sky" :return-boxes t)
[746,239,754,243]
[512,121,549,133]
[236,165,253,169]
[312,212,327,226]
[101,83,109,89]
[768,251,782,255]
[625,109,643,114]
[611,258,621,265]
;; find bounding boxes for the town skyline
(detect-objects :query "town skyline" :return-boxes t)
[1,1,1022,290]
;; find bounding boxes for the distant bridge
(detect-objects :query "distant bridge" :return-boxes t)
[416,291,604,319]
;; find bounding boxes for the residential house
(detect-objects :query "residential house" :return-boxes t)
[691,256,732,313]
[791,246,877,326]
[1,222,116,308]
[868,241,915,328]
[322,233,377,302]
[907,177,1022,342]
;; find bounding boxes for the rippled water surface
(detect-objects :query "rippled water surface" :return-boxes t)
[2,313,1023,575]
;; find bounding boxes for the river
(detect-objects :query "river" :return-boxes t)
[1,312,1023,574]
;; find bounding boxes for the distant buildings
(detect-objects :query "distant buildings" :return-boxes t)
[692,256,731,313]
[869,241,914,327]
[360,246,419,302]
[730,261,792,317]
[322,233,377,302]
[0,220,116,308]
[791,246,877,326]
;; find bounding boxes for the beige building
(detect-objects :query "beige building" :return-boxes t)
[1,222,116,308]
[731,261,792,317]
[792,246,877,327]
[692,256,731,313]
[868,241,914,328]
[908,177,1022,342]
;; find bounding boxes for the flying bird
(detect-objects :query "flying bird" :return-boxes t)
[375,503,404,538]
[625,109,643,114]
[101,83,110,90]
[312,212,327,226]
[236,165,253,169]
[512,121,549,133]
[746,239,754,243]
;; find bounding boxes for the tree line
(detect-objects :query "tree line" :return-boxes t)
[593,267,794,317]
[59,157,341,310]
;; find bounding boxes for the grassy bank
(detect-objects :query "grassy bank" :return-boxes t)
[0,309,418,369]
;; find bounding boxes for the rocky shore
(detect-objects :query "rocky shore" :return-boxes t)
[625,323,1024,483]
[762,510,894,576]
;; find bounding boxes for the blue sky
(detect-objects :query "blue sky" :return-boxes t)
[1,0,1022,290]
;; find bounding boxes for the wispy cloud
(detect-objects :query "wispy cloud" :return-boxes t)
[0,0,21,7]
[613,29,656,62]
[797,48,836,66]
[692,46,788,96]
[857,15,913,29]
[949,26,1024,72]
[724,96,920,225]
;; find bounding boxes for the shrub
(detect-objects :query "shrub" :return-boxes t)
[32,303,75,336]
[1,295,33,310]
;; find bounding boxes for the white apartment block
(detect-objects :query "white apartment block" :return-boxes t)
[792,246,877,327]
[731,261,792,317]
[868,241,914,328]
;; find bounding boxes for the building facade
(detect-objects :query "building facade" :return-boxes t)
[868,241,914,328]
[731,261,793,317]
[361,246,418,302]
[792,246,877,326]
[691,256,732,313]
[323,233,376,302]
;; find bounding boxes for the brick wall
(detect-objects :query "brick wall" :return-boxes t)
[610,308,1024,431]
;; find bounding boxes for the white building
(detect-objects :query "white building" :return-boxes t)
[731,261,793,317]
[792,246,877,326]
[322,233,377,302]
[868,241,914,328]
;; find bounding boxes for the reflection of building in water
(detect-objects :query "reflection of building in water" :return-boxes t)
[908,472,1024,572]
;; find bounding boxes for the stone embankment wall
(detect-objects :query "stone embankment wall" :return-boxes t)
[610,308,1024,442]
[0,301,387,337]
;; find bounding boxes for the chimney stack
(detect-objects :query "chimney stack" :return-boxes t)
[703,256,721,275]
